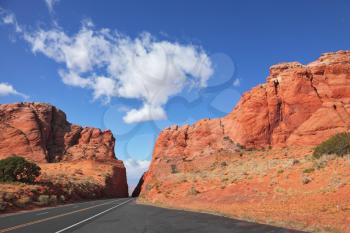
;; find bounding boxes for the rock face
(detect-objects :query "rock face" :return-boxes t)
[136,51,350,232]
[147,50,350,160]
[0,102,116,162]
[0,102,128,198]
[131,172,146,197]
[223,50,350,148]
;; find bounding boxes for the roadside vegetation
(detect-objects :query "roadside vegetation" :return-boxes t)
[0,156,41,183]
[313,132,350,159]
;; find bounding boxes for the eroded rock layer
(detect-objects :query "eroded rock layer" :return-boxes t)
[0,102,128,199]
[147,51,350,162]
[224,50,350,147]
[0,102,117,162]
[137,51,350,232]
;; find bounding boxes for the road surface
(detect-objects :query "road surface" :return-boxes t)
[0,198,303,233]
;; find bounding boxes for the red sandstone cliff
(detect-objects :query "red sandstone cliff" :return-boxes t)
[137,51,350,232]
[0,102,117,162]
[224,51,350,147]
[0,102,128,201]
[146,50,350,162]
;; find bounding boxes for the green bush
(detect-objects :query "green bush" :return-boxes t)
[0,156,41,183]
[313,132,350,159]
[303,168,315,174]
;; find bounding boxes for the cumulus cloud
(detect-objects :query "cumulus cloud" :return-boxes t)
[22,23,213,123]
[1,11,213,123]
[45,0,60,13]
[0,83,28,99]
[123,104,166,123]
[124,159,150,191]
[0,8,22,32]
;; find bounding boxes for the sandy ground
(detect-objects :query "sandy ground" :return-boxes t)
[139,147,350,233]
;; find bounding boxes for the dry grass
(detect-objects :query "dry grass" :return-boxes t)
[140,146,350,233]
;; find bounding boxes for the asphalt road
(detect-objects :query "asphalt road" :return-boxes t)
[0,198,304,233]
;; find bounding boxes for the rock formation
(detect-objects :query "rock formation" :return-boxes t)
[136,51,350,232]
[131,172,146,197]
[0,102,128,199]
[0,102,116,162]
[143,50,350,163]
[223,50,350,147]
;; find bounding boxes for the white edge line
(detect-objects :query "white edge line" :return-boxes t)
[36,211,49,216]
[55,199,133,233]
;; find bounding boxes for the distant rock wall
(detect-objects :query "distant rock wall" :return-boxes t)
[131,172,146,197]
[147,50,350,163]
[0,102,116,162]
[223,50,350,147]
[138,50,350,195]
[135,51,350,232]
[0,102,128,198]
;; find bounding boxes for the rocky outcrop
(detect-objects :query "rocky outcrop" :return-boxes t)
[0,102,128,199]
[223,50,350,148]
[0,160,128,213]
[143,50,350,183]
[131,172,146,197]
[147,50,350,160]
[0,102,116,162]
[137,51,350,232]
[142,51,350,187]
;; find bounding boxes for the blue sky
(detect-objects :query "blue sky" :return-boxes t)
[1,0,350,187]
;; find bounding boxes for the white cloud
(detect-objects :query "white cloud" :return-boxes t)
[2,13,15,24]
[0,8,22,32]
[45,0,60,13]
[123,104,166,124]
[124,159,150,191]
[58,70,92,88]
[0,9,213,123]
[0,83,28,99]
[233,78,240,87]
[19,21,213,123]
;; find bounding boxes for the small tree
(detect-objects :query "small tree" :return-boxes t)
[313,132,350,159]
[0,156,41,183]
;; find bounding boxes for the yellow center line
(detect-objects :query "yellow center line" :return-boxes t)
[0,199,125,233]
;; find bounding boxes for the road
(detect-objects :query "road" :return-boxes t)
[0,198,303,233]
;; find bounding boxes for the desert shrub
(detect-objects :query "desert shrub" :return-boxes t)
[302,176,312,184]
[188,187,199,195]
[236,143,245,150]
[36,195,50,206]
[170,164,178,174]
[313,132,350,159]
[277,169,284,174]
[303,168,315,174]
[220,161,228,167]
[0,156,41,183]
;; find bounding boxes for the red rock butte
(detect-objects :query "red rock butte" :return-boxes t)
[150,50,350,162]
[0,102,117,162]
[224,50,350,148]
[0,102,128,198]
[137,51,350,232]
